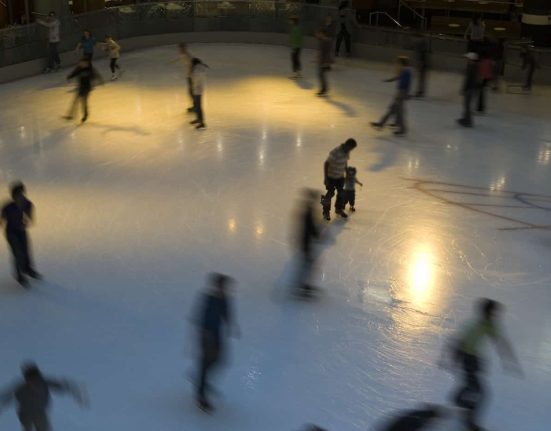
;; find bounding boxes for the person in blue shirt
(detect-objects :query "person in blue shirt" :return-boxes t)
[192,273,240,412]
[371,56,412,136]
[75,29,97,61]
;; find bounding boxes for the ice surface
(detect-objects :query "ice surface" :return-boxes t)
[0,44,550,431]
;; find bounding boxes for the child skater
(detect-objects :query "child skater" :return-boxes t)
[343,166,363,212]
[100,35,121,80]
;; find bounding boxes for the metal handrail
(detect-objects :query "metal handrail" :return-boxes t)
[404,0,520,5]
[398,0,427,31]
[369,11,403,29]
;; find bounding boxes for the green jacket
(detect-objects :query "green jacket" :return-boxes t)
[290,26,303,49]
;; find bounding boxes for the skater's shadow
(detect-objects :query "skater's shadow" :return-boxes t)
[293,78,314,90]
[368,136,399,172]
[325,97,357,117]
[84,122,151,137]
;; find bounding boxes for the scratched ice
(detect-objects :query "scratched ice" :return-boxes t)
[0,44,550,431]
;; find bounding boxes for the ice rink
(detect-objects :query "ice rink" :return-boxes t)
[0,43,550,431]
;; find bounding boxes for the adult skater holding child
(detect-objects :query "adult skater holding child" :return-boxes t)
[321,138,357,221]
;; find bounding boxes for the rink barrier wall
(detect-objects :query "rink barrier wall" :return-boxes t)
[1,30,547,85]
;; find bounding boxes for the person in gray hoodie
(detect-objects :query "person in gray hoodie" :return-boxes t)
[0,363,86,431]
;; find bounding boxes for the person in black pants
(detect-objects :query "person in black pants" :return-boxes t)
[294,189,321,295]
[439,298,522,431]
[64,58,103,123]
[413,32,429,97]
[190,58,208,130]
[335,2,353,57]
[0,182,41,287]
[521,46,536,91]
[193,273,239,412]
[316,28,332,96]
[457,52,480,127]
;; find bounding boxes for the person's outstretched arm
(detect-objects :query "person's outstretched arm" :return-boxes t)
[0,383,18,412]
[495,334,522,376]
[46,378,88,406]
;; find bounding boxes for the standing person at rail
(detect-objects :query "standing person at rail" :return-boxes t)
[36,11,61,73]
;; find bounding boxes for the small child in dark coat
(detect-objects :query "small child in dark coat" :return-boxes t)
[343,166,363,212]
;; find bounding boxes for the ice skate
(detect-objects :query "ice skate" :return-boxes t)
[197,397,213,413]
[393,130,406,137]
[190,119,200,125]
[16,275,29,288]
[320,195,331,221]
[457,118,472,128]
[81,114,88,123]
[370,121,383,130]
[336,209,348,218]
[187,106,195,113]
[196,123,206,130]
[62,115,73,121]
[316,91,328,97]
[350,206,356,212]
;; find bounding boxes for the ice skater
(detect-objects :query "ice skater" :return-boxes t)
[75,30,97,61]
[36,11,60,73]
[189,58,208,130]
[293,189,321,296]
[321,138,357,220]
[316,28,332,97]
[413,32,429,97]
[439,298,522,431]
[376,405,448,431]
[289,16,303,78]
[335,1,357,57]
[170,43,195,113]
[0,182,41,287]
[100,35,121,80]
[370,56,412,136]
[476,46,493,113]
[192,273,239,412]
[343,166,362,213]
[520,46,537,91]
[64,57,103,123]
[457,52,480,127]
[0,362,87,431]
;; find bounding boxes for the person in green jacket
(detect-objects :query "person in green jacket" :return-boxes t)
[289,17,303,78]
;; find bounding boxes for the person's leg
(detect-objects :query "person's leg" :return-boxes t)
[318,66,327,94]
[7,232,25,282]
[292,49,298,73]
[350,190,356,210]
[194,95,204,125]
[322,179,337,218]
[417,64,426,96]
[335,30,344,55]
[110,59,116,74]
[18,413,34,431]
[379,97,398,126]
[66,93,80,119]
[53,43,60,68]
[344,29,351,55]
[526,65,534,90]
[335,178,346,213]
[47,43,55,70]
[396,95,405,133]
[297,48,302,73]
[34,413,52,431]
[187,77,194,110]
[81,94,89,122]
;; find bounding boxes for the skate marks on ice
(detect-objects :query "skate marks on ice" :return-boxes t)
[407,178,551,231]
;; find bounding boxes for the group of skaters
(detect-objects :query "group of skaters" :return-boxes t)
[0,183,524,430]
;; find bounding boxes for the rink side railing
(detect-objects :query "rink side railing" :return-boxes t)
[0,1,550,74]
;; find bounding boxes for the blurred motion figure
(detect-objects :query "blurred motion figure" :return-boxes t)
[0,362,86,431]
[0,182,41,287]
[289,16,303,78]
[440,298,522,431]
[64,57,103,123]
[192,273,239,412]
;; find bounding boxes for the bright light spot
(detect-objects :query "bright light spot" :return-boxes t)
[228,218,236,233]
[407,245,435,307]
[261,128,268,140]
[217,135,224,153]
[255,223,264,238]
[19,126,26,139]
[537,143,551,165]
[296,135,302,147]
[258,149,265,166]
[490,175,506,191]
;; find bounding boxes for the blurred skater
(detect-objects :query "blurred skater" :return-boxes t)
[75,29,97,61]
[335,1,357,57]
[100,35,121,80]
[316,28,332,97]
[477,47,493,113]
[413,32,429,97]
[189,58,208,130]
[0,362,87,431]
[0,182,41,287]
[293,189,321,296]
[376,405,447,431]
[193,273,239,412]
[64,57,103,123]
[370,56,412,136]
[321,138,357,221]
[439,298,522,431]
[343,166,362,212]
[36,11,60,73]
[520,46,537,91]
[289,17,303,78]
[170,43,195,113]
[457,52,480,127]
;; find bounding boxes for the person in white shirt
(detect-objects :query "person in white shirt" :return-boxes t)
[100,35,122,80]
[36,11,60,73]
[189,58,208,130]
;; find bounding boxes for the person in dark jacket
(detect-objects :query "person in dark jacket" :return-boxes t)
[520,46,536,91]
[316,28,332,96]
[193,273,239,412]
[457,52,480,127]
[294,189,321,295]
[413,32,429,97]
[377,406,447,431]
[371,56,412,136]
[75,29,97,61]
[0,182,41,287]
[0,363,86,431]
[335,1,356,57]
[63,58,103,123]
